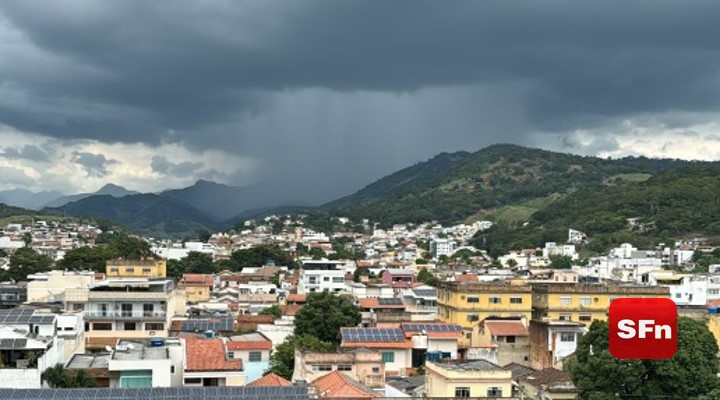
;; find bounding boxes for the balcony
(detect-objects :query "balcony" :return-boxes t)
[84,310,166,320]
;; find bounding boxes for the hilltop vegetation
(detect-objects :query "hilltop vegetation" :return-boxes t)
[323,144,696,227]
[472,164,720,257]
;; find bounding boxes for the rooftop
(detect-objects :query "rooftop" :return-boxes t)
[67,353,111,369]
[247,372,292,387]
[0,387,309,400]
[313,371,378,398]
[429,359,506,372]
[484,320,529,337]
[111,339,173,361]
[185,337,242,372]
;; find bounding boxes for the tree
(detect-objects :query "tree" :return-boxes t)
[42,364,71,388]
[231,246,295,271]
[0,249,7,258]
[166,259,185,278]
[260,304,282,319]
[183,251,216,274]
[353,266,369,282]
[270,271,281,286]
[567,318,719,400]
[57,246,116,272]
[309,247,326,260]
[294,292,361,344]
[3,247,53,282]
[266,335,334,380]
[549,255,573,269]
[506,258,518,268]
[417,267,439,287]
[197,229,212,243]
[111,236,154,259]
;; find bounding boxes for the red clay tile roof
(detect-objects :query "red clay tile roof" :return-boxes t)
[282,304,303,316]
[286,293,307,303]
[484,320,529,337]
[708,299,720,307]
[237,315,275,324]
[247,372,292,387]
[456,274,479,282]
[181,274,214,286]
[226,340,272,350]
[358,298,406,310]
[313,371,378,398]
[185,337,242,372]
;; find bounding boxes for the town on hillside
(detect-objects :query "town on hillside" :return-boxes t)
[0,215,717,398]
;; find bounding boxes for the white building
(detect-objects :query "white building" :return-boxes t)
[0,308,65,389]
[543,242,578,260]
[641,271,708,306]
[297,259,348,294]
[108,338,185,387]
[430,239,456,258]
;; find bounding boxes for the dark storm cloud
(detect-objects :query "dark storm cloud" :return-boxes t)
[71,151,118,177]
[1,145,50,162]
[0,0,719,199]
[151,156,203,177]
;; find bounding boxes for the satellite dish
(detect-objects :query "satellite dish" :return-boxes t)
[105,346,113,352]
[126,343,134,350]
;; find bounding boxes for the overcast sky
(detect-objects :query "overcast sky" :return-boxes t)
[1,0,720,202]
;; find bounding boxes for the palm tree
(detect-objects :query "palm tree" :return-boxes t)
[72,369,97,388]
[41,364,71,388]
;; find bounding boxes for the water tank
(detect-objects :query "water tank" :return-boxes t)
[709,306,719,314]
[204,330,215,338]
[150,338,165,347]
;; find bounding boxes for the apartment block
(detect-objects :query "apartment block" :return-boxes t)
[425,359,512,398]
[297,260,348,294]
[106,258,167,279]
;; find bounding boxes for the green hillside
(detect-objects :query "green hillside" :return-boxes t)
[323,144,696,227]
[472,164,720,257]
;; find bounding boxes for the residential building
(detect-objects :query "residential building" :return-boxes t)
[400,322,462,366]
[226,333,272,384]
[27,270,95,304]
[66,353,117,387]
[293,348,385,388]
[519,368,578,400]
[179,274,214,303]
[56,312,85,361]
[530,283,669,323]
[400,286,437,321]
[437,280,533,346]
[640,271,707,306]
[430,239,456,257]
[297,260,348,294]
[183,336,244,387]
[473,318,530,367]
[381,270,415,293]
[106,258,167,279]
[311,370,380,398]
[78,279,186,349]
[247,372,292,387]
[0,308,64,388]
[0,387,310,399]
[108,338,185,387]
[0,283,26,309]
[359,297,409,327]
[340,328,412,376]
[424,359,513,398]
[528,320,586,370]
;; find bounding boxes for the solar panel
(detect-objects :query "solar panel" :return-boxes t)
[180,317,234,332]
[377,297,403,306]
[0,338,28,349]
[342,327,405,342]
[402,323,463,333]
[413,289,437,297]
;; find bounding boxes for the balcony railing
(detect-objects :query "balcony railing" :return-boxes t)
[84,310,166,320]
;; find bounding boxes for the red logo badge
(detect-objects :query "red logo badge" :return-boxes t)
[609,297,677,359]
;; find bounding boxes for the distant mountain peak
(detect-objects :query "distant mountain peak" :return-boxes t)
[96,183,138,197]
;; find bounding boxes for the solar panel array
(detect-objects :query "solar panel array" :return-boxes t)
[180,317,234,332]
[377,297,403,306]
[413,289,437,297]
[0,387,310,400]
[403,323,462,333]
[342,328,405,342]
[0,338,28,349]
[0,308,54,325]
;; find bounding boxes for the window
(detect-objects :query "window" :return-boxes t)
[338,364,352,371]
[72,303,84,311]
[142,268,152,273]
[145,323,164,331]
[170,366,175,374]
[675,293,682,299]
[559,314,572,321]
[313,365,332,372]
[510,297,523,304]
[580,297,592,306]
[248,351,262,362]
[467,296,479,303]
[123,322,137,331]
[125,268,135,274]
[184,378,202,385]
[382,352,395,363]
[372,367,380,373]
[487,387,503,397]
[323,277,330,281]
[466,314,479,322]
[143,304,154,315]
[332,277,344,283]
[579,314,592,322]
[709,289,719,295]
[560,332,575,342]
[93,323,112,331]
[506,335,516,343]
[489,296,502,304]
[121,303,133,317]
[560,296,572,305]
[227,352,235,359]
[455,387,470,398]
[110,268,119,273]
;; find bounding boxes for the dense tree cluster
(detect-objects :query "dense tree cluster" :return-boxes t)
[567,318,719,399]
[41,364,96,388]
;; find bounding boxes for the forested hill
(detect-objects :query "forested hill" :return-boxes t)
[322,144,698,226]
